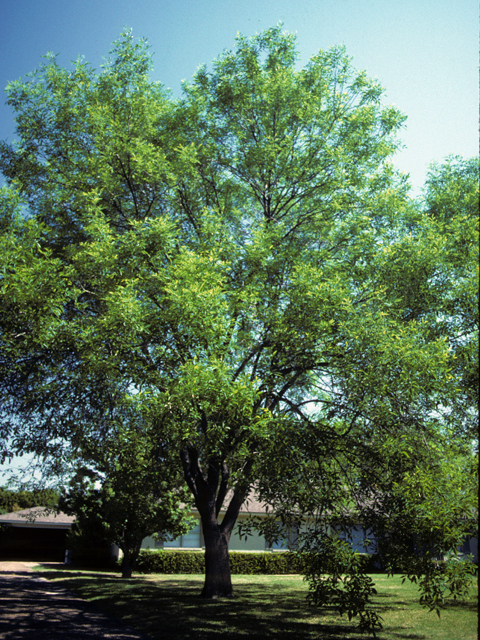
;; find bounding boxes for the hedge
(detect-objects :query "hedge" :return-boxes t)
[134,549,302,574]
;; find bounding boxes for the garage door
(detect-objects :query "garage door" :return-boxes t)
[0,526,68,562]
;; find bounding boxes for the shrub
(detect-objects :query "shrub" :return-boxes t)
[135,549,301,574]
[230,551,300,574]
[135,549,204,573]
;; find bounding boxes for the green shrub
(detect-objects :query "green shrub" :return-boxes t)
[135,550,302,574]
[135,550,204,573]
[230,551,300,574]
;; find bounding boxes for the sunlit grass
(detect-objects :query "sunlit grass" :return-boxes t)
[35,566,477,639]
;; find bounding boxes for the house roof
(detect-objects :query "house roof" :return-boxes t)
[187,490,269,516]
[0,493,270,530]
[238,493,269,515]
[0,507,75,529]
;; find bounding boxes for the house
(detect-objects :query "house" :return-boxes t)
[458,536,478,563]
[0,506,74,562]
[1,502,476,564]
[141,494,283,552]
[142,494,479,564]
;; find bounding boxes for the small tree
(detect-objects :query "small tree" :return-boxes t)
[60,427,192,578]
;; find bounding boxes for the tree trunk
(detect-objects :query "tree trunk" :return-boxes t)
[201,521,233,598]
[180,446,254,599]
[121,549,133,578]
[120,544,140,579]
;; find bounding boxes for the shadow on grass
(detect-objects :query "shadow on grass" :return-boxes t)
[36,569,363,639]
[372,586,478,614]
[35,567,477,640]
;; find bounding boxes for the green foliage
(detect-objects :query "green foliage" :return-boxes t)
[229,551,300,575]
[414,554,478,618]
[135,549,300,575]
[59,426,192,577]
[371,439,478,618]
[136,549,205,574]
[0,23,477,629]
[0,486,59,514]
[422,156,479,442]
[295,532,383,636]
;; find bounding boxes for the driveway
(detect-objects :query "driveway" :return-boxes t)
[0,562,153,639]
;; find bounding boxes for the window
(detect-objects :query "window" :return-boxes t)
[270,537,288,551]
[160,521,203,549]
[268,526,298,551]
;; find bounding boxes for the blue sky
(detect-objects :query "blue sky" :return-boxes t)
[0,0,478,194]
[0,0,477,483]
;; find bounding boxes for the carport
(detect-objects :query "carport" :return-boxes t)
[0,507,74,562]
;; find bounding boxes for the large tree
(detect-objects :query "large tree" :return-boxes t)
[0,26,476,624]
[421,156,478,439]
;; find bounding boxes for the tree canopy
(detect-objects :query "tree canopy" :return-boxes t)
[0,26,477,633]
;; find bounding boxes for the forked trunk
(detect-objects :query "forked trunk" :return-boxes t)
[180,446,254,599]
[121,551,133,579]
[201,522,233,598]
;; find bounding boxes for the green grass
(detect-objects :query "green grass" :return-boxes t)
[35,566,477,640]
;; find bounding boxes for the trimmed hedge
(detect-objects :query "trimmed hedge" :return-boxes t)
[136,549,204,574]
[230,550,301,574]
[358,552,383,573]
[135,549,302,575]
[134,549,382,575]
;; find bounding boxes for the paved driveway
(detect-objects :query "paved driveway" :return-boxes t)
[0,562,152,639]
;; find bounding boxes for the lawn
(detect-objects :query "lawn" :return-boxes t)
[36,566,477,640]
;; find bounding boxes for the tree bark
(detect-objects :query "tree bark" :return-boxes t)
[197,480,246,598]
[121,549,133,578]
[180,445,253,599]
[120,543,141,579]
[201,520,234,598]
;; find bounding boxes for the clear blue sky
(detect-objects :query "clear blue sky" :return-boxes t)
[0,0,477,483]
[0,0,478,194]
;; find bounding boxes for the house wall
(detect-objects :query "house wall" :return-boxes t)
[459,536,478,563]
[141,516,479,564]
[230,520,267,551]
[141,514,269,552]
[338,525,376,554]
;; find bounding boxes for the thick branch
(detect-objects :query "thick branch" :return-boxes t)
[180,446,200,502]
[220,458,255,536]
[215,462,230,518]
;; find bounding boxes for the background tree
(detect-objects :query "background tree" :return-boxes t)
[0,486,58,514]
[0,26,476,631]
[59,424,192,578]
